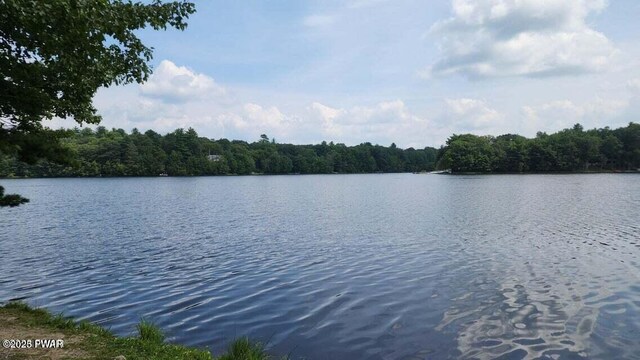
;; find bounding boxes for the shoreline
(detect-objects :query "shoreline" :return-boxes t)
[0,302,271,360]
[1,169,638,180]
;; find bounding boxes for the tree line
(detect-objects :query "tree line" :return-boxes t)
[0,128,438,177]
[1,122,639,179]
[436,123,640,173]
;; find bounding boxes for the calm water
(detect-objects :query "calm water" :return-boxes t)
[1,174,639,359]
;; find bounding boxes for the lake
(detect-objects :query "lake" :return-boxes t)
[1,174,639,359]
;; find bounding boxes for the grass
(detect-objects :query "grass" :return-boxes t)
[218,337,270,360]
[136,319,165,344]
[0,302,276,360]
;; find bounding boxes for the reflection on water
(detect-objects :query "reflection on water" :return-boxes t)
[1,174,639,359]
[440,277,598,359]
[434,174,640,359]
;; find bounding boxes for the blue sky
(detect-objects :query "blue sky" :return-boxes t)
[51,0,640,147]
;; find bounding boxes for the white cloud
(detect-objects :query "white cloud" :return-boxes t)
[191,103,299,142]
[82,78,503,147]
[428,0,617,79]
[309,102,344,136]
[46,90,479,147]
[522,98,628,134]
[54,53,635,150]
[444,98,503,129]
[140,60,226,102]
[307,100,439,146]
[204,100,435,146]
[242,103,287,129]
[310,102,343,122]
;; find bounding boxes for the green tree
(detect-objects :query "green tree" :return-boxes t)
[438,134,495,173]
[493,134,528,172]
[0,0,195,206]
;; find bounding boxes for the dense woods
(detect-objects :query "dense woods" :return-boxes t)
[437,122,640,173]
[1,122,639,178]
[0,128,438,177]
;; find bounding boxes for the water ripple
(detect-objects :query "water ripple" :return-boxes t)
[1,174,639,359]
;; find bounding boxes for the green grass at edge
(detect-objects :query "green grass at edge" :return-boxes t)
[136,318,165,344]
[1,302,276,360]
[218,337,270,360]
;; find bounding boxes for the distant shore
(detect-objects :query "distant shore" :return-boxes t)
[443,169,640,175]
[1,168,639,180]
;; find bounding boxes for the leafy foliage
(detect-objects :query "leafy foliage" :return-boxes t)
[0,0,195,128]
[437,122,640,173]
[0,0,195,206]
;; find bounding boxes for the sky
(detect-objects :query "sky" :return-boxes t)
[49,0,640,148]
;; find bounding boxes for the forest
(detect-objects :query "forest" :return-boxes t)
[1,122,638,178]
[0,127,438,177]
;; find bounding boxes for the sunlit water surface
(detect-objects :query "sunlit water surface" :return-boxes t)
[1,174,639,359]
